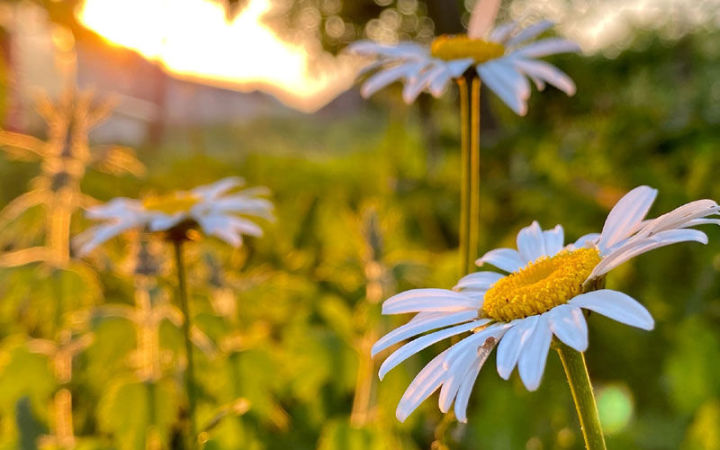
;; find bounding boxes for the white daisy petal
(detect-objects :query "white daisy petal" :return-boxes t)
[378,319,488,379]
[348,40,427,58]
[438,347,478,413]
[361,62,426,98]
[570,290,654,330]
[476,248,524,272]
[543,225,565,257]
[528,74,546,90]
[489,21,518,43]
[454,271,504,291]
[493,57,532,101]
[382,289,481,314]
[468,0,501,39]
[442,323,508,371]
[515,38,582,58]
[148,213,185,231]
[517,221,547,263]
[683,218,720,227]
[208,225,243,247]
[598,185,658,252]
[75,222,137,256]
[402,65,445,103]
[446,58,475,77]
[193,177,244,199]
[634,199,719,238]
[429,70,452,97]
[496,316,538,379]
[85,198,142,219]
[453,360,481,423]
[518,314,553,391]
[212,197,274,218]
[548,305,588,352]
[506,20,554,47]
[196,215,263,247]
[477,62,525,114]
[346,40,386,55]
[478,60,530,115]
[372,310,481,357]
[591,229,708,278]
[572,233,601,249]
[454,341,495,423]
[396,349,449,422]
[513,58,576,95]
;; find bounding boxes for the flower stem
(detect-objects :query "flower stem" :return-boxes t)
[469,75,481,274]
[457,74,481,276]
[555,342,607,450]
[172,240,197,448]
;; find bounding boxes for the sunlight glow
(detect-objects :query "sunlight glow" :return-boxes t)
[76,0,356,111]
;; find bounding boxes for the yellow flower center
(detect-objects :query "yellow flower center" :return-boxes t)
[430,35,505,63]
[142,192,201,215]
[482,248,602,322]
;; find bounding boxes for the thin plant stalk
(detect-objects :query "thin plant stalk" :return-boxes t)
[172,240,197,447]
[350,328,379,426]
[457,74,482,276]
[49,200,72,266]
[54,330,77,448]
[458,77,471,275]
[351,214,386,426]
[469,75,481,274]
[555,341,607,450]
[50,211,75,447]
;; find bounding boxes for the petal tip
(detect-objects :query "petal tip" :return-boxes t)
[395,409,410,423]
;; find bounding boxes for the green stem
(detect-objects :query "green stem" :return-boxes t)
[555,342,607,450]
[469,75,481,275]
[173,240,197,448]
[457,74,481,276]
[458,77,470,275]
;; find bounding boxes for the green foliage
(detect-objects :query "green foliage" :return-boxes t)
[97,379,180,449]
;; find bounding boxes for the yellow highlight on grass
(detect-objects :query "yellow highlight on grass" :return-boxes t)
[483,248,602,322]
[430,35,505,63]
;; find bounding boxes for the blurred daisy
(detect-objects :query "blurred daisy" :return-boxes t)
[348,0,580,114]
[76,177,272,254]
[373,186,719,422]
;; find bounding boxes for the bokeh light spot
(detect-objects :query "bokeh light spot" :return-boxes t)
[597,384,634,435]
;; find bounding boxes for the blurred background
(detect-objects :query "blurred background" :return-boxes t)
[0,0,720,448]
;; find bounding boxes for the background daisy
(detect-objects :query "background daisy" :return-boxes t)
[349,0,580,114]
[75,177,273,255]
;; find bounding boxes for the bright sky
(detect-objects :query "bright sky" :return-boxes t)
[76,0,358,112]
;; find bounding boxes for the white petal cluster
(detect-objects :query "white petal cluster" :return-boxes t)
[348,0,580,115]
[374,186,719,422]
[75,177,273,254]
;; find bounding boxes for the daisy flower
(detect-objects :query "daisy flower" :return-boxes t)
[75,177,273,254]
[373,186,719,422]
[348,0,581,114]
